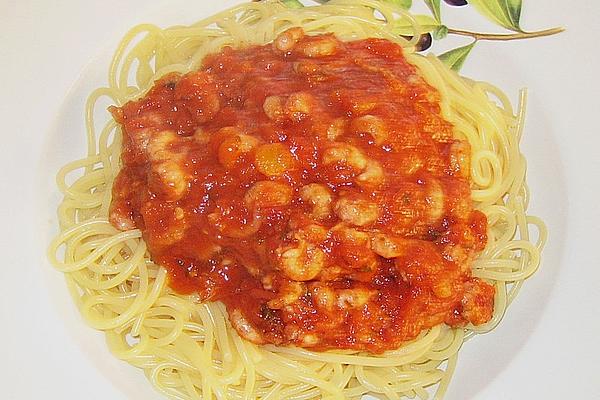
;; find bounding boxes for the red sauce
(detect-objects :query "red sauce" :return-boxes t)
[109,28,494,352]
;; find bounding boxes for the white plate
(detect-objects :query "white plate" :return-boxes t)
[1,0,599,399]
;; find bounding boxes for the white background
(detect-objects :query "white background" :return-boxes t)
[1,0,599,399]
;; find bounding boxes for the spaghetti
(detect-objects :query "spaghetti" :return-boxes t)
[49,1,547,399]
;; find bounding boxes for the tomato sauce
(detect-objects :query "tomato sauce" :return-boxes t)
[109,28,494,352]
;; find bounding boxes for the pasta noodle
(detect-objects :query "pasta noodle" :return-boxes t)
[48,1,547,399]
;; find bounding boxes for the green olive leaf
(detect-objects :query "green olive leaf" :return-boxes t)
[423,0,442,23]
[392,14,440,36]
[503,0,523,28]
[438,41,476,71]
[468,0,523,32]
[281,0,305,9]
[384,0,413,9]
[433,24,448,40]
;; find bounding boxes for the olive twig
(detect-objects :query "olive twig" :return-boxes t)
[446,26,565,41]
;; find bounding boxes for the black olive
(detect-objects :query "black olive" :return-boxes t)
[443,0,468,6]
[401,33,433,52]
[417,33,433,51]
